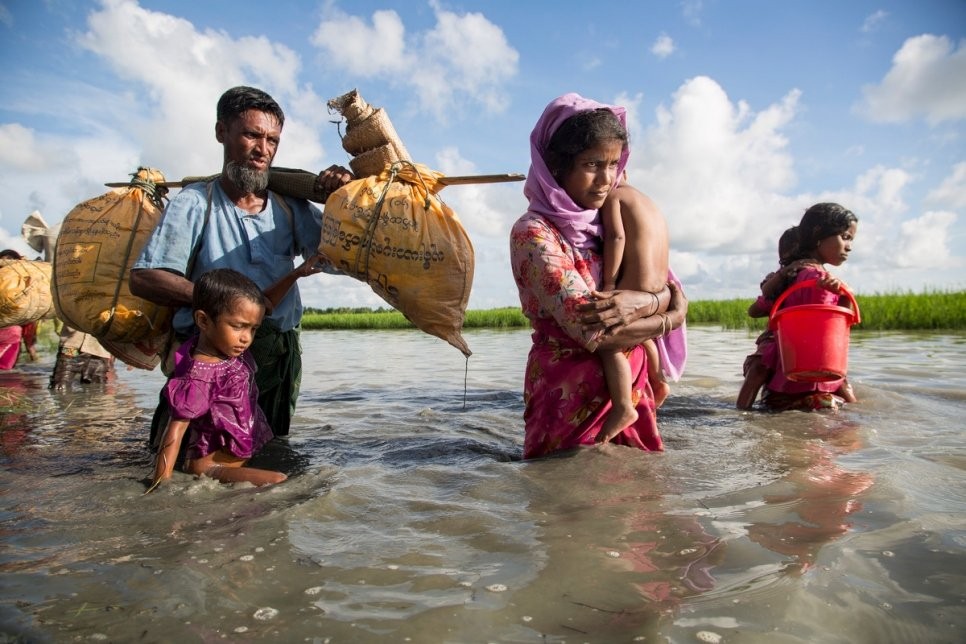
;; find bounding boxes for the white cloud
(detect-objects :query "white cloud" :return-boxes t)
[786,166,961,292]
[0,120,138,221]
[0,0,339,286]
[310,2,518,118]
[0,124,53,172]
[651,33,675,59]
[629,76,800,254]
[430,147,527,307]
[2,1,961,308]
[896,210,959,268]
[310,9,409,76]
[681,0,703,28]
[79,0,302,92]
[828,167,910,273]
[667,250,702,283]
[615,91,644,134]
[301,271,384,310]
[857,34,966,125]
[860,10,888,33]
[610,77,965,300]
[0,4,12,28]
[74,0,329,179]
[434,147,524,240]
[926,161,966,209]
[852,165,911,216]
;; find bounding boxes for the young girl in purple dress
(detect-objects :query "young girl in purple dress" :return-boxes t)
[147,262,321,491]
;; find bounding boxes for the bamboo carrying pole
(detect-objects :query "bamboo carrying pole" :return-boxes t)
[107,91,526,195]
[105,171,524,194]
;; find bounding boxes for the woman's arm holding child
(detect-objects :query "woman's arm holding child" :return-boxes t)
[579,282,687,352]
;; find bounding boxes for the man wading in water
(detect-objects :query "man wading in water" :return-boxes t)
[131,85,353,455]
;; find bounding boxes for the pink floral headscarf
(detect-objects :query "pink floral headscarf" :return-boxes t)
[524,93,629,250]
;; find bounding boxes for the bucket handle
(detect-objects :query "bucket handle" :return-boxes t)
[768,278,860,330]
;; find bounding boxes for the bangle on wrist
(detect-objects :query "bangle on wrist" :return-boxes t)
[658,313,670,337]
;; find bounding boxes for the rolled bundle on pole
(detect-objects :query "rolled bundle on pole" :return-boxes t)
[327,89,411,178]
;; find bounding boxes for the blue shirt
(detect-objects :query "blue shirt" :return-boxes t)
[133,180,323,334]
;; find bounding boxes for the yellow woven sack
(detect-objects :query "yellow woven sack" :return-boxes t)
[320,162,474,356]
[0,259,55,326]
[52,167,173,343]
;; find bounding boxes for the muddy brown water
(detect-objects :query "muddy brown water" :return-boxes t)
[1,327,963,642]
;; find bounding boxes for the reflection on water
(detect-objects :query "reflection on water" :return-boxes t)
[0,328,964,642]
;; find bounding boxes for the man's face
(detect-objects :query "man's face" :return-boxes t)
[216,109,282,173]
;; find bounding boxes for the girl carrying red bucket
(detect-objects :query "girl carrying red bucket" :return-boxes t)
[750,203,860,412]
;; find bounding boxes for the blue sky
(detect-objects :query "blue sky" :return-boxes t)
[1,0,963,310]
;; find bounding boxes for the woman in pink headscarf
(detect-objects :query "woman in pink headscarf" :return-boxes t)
[510,94,687,459]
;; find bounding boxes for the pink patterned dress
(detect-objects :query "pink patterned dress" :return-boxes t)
[510,212,663,459]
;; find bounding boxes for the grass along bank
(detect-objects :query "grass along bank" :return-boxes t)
[301,307,526,330]
[302,290,966,332]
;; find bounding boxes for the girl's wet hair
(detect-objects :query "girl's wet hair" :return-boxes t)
[193,268,265,320]
[543,108,627,176]
[797,202,858,250]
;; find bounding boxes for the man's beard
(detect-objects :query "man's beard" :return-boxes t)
[225,160,270,193]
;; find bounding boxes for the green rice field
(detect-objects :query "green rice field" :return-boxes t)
[301,290,966,332]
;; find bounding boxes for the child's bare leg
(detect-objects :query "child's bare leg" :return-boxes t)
[598,349,639,444]
[206,465,287,486]
[737,355,769,410]
[643,339,670,408]
[186,453,287,486]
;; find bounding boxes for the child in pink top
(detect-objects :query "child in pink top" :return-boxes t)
[147,259,323,491]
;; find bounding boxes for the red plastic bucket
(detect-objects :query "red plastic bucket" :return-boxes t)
[768,279,860,383]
